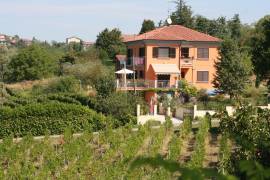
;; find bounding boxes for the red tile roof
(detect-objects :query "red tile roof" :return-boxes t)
[123,25,220,42]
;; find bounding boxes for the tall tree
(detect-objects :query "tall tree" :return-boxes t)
[139,19,155,34]
[7,44,56,82]
[228,14,242,41]
[251,15,270,86]
[194,15,211,34]
[170,0,194,28]
[194,16,229,39]
[213,39,252,99]
[95,28,126,60]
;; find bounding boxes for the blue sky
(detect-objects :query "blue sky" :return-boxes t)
[0,0,269,42]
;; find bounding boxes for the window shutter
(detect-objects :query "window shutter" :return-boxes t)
[153,47,158,58]
[169,48,176,58]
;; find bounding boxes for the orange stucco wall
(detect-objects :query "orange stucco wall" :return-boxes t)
[145,44,180,86]
[192,47,218,89]
[126,42,219,104]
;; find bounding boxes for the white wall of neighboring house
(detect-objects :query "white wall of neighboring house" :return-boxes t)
[66,37,81,44]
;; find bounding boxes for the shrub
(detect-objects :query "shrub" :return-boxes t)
[6,44,57,82]
[243,86,268,105]
[63,62,110,88]
[46,94,81,105]
[88,92,146,126]
[178,80,197,102]
[44,76,80,93]
[0,102,112,138]
[196,89,209,105]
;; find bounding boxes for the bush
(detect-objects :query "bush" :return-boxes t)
[0,102,113,138]
[196,89,209,105]
[63,62,109,87]
[44,76,80,93]
[88,92,147,126]
[243,86,268,105]
[178,80,197,102]
[6,44,57,82]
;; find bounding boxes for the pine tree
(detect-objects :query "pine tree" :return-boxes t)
[213,39,252,99]
[170,0,194,28]
[139,19,155,34]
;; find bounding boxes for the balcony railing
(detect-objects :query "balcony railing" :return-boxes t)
[126,57,145,66]
[180,57,194,66]
[116,79,179,89]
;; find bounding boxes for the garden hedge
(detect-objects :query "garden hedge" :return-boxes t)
[0,102,112,138]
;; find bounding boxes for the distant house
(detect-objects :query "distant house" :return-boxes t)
[0,34,8,46]
[82,41,94,50]
[66,36,82,44]
[21,39,32,46]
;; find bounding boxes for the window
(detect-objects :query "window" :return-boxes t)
[139,70,144,78]
[127,49,133,65]
[158,48,169,58]
[197,71,209,82]
[139,47,145,58]
[152,47,176,58]
[181,48,189,58]
[197,48,209,59]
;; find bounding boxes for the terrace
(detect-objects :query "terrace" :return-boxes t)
[116,79,179,91]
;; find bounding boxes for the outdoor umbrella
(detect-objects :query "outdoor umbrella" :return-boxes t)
[115,68,134,88]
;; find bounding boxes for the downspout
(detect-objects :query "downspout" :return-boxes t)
[178,42,181,81]
[133,49,136,95]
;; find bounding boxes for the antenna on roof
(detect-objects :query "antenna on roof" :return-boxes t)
[166,0,172,25]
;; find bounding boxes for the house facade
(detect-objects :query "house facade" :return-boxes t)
[66,36,82,44]
[117,25,220,104]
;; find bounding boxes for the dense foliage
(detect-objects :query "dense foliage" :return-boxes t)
[218,105,270,178]
[6,45,57,82]
[213,39,252,99]
[95,28,126,60]
[139,19,156,34]
[170,0,194,28]
[89,92,148,126]
[251,15,270,86]
[0,102,110,138]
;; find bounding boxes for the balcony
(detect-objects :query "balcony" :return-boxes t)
[116,79,179,90]
[180,57,194,67]
[126,57,145,66]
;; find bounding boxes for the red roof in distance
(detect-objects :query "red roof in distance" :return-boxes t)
[123,25,220,43]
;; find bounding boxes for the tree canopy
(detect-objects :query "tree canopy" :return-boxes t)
[227,14,242,41]
[213,39,252,98]
[250,15,270,86]
[7,44,56,82]
[139,19,155,34]
[95,28,126,60]
[170,0,194,28]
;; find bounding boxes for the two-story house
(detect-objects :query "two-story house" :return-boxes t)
[116,25,220,105]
